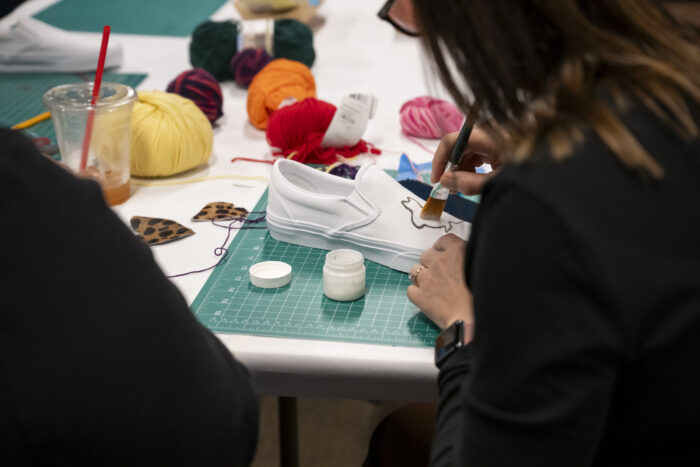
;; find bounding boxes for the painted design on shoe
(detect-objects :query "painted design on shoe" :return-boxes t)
[401,197,464,234]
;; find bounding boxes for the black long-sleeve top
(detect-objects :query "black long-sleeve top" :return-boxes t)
[430,101,700,466]
[0,129,258,465]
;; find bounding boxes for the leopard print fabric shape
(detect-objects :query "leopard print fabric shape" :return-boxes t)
[192,202,249,222]
[130,216,195,245]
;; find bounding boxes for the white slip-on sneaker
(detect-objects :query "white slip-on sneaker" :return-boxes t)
[267,159,471,273]
[0,17,123,72]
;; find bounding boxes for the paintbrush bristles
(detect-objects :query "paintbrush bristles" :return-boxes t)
[418,121,475,221]
[420,197,447,220]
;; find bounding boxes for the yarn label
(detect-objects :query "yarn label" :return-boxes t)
[321,94,377,148]
[238,19,274,55]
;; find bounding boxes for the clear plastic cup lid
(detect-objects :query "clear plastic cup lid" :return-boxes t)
[43,82,136,112]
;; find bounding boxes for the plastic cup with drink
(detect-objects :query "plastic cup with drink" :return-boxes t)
[43,82,136,206]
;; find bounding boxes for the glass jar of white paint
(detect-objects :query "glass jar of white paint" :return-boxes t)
[323,249,366,301]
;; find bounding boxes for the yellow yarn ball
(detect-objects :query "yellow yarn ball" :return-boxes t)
[130,90,213,177]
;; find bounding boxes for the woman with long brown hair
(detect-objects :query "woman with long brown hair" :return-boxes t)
[376,0,700,465]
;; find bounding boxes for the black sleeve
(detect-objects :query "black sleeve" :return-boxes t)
[430,182,620,467]
[0,129,258,466]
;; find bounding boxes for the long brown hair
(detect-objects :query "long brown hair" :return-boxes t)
[412,0,700,176]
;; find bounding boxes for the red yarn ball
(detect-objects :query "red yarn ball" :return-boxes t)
[166,68,223,123]
[266,98,380,164]
[230,48,273,88]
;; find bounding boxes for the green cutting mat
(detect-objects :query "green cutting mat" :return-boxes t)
[34,0,227,36]
[0,72,147,153]
[191,190,440,348]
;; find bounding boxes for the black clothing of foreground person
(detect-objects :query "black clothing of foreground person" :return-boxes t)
[0,129,258,465]
[430,100,700,467]
[388,0,700,465]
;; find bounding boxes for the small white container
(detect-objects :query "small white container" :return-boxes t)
[323,249,366,301]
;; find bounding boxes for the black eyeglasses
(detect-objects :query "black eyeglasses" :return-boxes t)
[378,0,420,37]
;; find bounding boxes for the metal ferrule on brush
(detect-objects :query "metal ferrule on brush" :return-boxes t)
[420,119,475,220]
[428,161,457,200]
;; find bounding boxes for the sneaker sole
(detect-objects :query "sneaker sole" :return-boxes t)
[266,210,420,273]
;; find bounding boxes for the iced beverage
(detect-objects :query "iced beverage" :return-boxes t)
[43,82,136,206]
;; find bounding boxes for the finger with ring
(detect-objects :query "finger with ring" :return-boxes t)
[409,264,425,285]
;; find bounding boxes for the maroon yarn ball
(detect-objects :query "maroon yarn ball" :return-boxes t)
[230,48,273,88]
[166,68,223,124]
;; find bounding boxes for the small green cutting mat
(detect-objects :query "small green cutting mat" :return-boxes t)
[191,191,440,348]
[0,72,147,152]
[34,0,227,36]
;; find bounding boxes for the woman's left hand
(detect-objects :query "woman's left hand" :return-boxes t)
[407,234,473,330]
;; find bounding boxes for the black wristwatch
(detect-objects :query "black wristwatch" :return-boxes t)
[434,320,466,369]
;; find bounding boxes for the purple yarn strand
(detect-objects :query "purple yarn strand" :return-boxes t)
[167,212,267,278]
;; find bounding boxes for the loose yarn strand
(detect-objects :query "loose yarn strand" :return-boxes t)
[167,212,267,278]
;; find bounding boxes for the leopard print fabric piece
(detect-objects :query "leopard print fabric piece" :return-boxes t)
[191,202,249,222]
[130,216,195,245]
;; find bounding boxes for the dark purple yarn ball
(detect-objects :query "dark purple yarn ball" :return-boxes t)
[328,164,360,180]
[166,68,223,124]
[229,48,272,88]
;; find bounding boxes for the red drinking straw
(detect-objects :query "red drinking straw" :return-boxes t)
[79,25,111,172]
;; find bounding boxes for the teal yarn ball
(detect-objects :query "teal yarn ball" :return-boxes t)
[274,19,315,68]
[189,20,239,81]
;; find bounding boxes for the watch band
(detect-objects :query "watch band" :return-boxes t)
[434,320,465,369]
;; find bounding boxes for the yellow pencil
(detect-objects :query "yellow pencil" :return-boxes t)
[11,111,51,130]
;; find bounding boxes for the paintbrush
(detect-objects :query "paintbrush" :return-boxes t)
[420,120,474,220]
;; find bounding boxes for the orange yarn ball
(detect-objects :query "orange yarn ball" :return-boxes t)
[246,58,316,130]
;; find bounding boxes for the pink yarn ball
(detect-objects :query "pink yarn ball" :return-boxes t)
[399,96,464,139]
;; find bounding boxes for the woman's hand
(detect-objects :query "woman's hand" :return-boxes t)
[407,234,473,330]
[431,126,501,196]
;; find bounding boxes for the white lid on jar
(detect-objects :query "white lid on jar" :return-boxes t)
[324,249,364,271]
[249,261,292,288]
